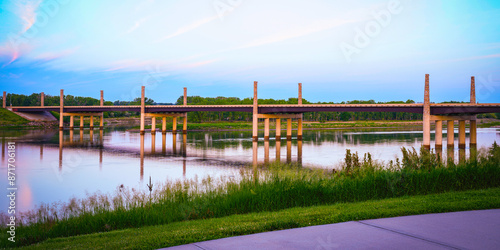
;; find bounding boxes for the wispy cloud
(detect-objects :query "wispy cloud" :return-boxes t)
[34,47,80,62]
[125,16,150,34]
[14,0,42,32]
[235,19,357,50]
[1,0,42,67]
[154,14,219,42]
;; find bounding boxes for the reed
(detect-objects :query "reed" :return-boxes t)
[2,143,499,248]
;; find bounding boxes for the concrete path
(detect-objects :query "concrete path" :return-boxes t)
[164,209,500,250]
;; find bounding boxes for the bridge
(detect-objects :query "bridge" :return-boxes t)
[3,74,500,149]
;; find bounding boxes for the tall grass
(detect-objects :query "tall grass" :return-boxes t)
[2,143,500,248]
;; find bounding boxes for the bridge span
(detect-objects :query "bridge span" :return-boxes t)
[3,75,500,149]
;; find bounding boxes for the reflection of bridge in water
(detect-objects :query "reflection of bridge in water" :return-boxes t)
[1,127,483,183]
[49,129,304,181]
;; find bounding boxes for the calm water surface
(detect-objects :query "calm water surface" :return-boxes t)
[1,127,499,213]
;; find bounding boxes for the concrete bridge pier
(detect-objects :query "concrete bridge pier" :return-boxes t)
[253,81,259,141]
[140,86,145,135]
[59,89,64,130]
[470,76,477,147]
[69,115,74,130]
[435,120,442,149]
[264,118,270,140]
[447,120,454,148]
[172,117,177,133]
[183,87,188,134]
[287,119,292,140]
[423,74,431,149]
[80,116,84,129]
[151,117,156,134]
[90,115,94,130]
[276,118,281,140]
[458,120,466,148]
[298,115,303,140]
[162,117,167,134]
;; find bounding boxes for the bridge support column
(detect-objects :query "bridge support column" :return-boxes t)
[252,81,258,141]
[151,117,156,134]
[183,114,187,134]
[140,86,145,135]
[90,115,94,130]
[423,74,431,149]
[458,120,466,148]
[287,118,292,140]
[162,117,167,134]
[59,89,64,130]
[2,91,5,108]
[264,118,270,140]
[435,120,442,148]
[470,76,477,147]
[276,118,281,140]
[470,120,477,146]
[80,116,84,129]
[41,92,44,107]
[100,114,104,130]
[173,117,177,133]
[69,115,74,130]
[298,115,303,140]
[447,120,454,147]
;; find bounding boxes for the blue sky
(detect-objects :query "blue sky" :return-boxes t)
[0,0,499,103]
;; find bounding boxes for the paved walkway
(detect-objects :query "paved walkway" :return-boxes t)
[164,209,499,250]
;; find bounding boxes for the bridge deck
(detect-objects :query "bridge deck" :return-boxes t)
[9,103,500,115]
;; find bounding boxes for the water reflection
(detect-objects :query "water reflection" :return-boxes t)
[138,132,188,181]
[252,139,303,166]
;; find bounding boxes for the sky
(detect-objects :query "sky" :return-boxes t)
[0,0,499,104]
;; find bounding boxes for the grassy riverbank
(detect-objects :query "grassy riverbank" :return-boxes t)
[21,188,500,249]
[0,108,29,126]
[3,143,500,248]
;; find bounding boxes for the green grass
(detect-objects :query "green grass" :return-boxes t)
[21,188,500,249]
[0,108,29,126]
[479,121,500,128]
[3,143,500,248]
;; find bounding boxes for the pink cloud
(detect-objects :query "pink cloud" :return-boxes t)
[154,14,219,42]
